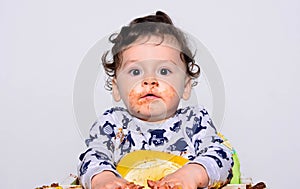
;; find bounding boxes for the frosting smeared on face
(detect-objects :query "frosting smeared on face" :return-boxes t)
[128,83,177,121]
[112,36,192,122]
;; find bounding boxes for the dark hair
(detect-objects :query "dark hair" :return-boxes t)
[102,11,200,91]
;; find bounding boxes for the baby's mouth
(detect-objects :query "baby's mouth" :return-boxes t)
[140,93,160,100]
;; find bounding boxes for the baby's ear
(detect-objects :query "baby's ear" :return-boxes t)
[182,77,192,100]
[112,78,121,102]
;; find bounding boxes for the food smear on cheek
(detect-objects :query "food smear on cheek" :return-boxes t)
[128,89,153,115]
[128,84,177,116]
[128,90,143,114]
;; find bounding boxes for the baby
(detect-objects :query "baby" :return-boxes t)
[78,11,233,189]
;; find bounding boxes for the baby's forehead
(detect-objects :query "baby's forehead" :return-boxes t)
[121,39,184,66]
[125,35,182,53]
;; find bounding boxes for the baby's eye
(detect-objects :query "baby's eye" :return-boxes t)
[129,69,141,76]
[159,68,171,75]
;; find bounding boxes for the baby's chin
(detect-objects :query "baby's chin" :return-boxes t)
[129,107,175,123]
[131,111,166,122]
[127,98,179,122]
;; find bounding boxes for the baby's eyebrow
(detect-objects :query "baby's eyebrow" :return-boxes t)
[167,59,178,65]
[123,59,178,66]
[122,59,139,67]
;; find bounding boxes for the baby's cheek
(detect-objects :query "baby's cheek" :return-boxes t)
[129,91,139,104]
[128,90,143,113]
[160,85,177,99]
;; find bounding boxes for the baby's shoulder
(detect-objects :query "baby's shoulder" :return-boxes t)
[176,105,210,117]
[102,106,128,116]
[97,106,131,124]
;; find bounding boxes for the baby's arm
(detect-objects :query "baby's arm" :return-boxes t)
[186,107,233,188]
[78,114,128,189]
[149,107,233,189]
[191,129,233,187]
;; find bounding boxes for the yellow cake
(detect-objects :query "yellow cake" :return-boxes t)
[116,150,188,188]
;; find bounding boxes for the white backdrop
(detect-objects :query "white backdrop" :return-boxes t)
[1,1,299,188]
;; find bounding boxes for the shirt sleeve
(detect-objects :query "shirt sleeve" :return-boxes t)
[187,106,233,188]
[77,110,121,189]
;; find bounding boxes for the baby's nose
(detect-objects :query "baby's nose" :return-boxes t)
[142,78,159,87]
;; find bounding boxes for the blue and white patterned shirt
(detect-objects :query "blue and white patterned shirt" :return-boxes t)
[78,106,233,189]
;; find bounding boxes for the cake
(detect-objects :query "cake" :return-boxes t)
[35,183,83,189]
[222,182,267,189]
[35,175,83,189]
[116,150,188,188]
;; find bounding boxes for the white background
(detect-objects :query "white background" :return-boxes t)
[1,1,299,188]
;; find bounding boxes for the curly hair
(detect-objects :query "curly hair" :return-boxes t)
[102,11,200,91]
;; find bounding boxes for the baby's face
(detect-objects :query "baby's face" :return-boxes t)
[112,36,192,122]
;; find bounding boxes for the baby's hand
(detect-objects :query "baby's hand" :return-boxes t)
[147,164,209,189]
[91,171,144,189]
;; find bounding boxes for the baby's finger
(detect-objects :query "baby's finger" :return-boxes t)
[135,185,144,189]
[161,183,171,189]
[124,182,135,189]
[160,181,182,189]
[151,181,168,189]
[115,180,130,189]
[171,182,183,189]
[171,184,182,189]
[147,180,157,189]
